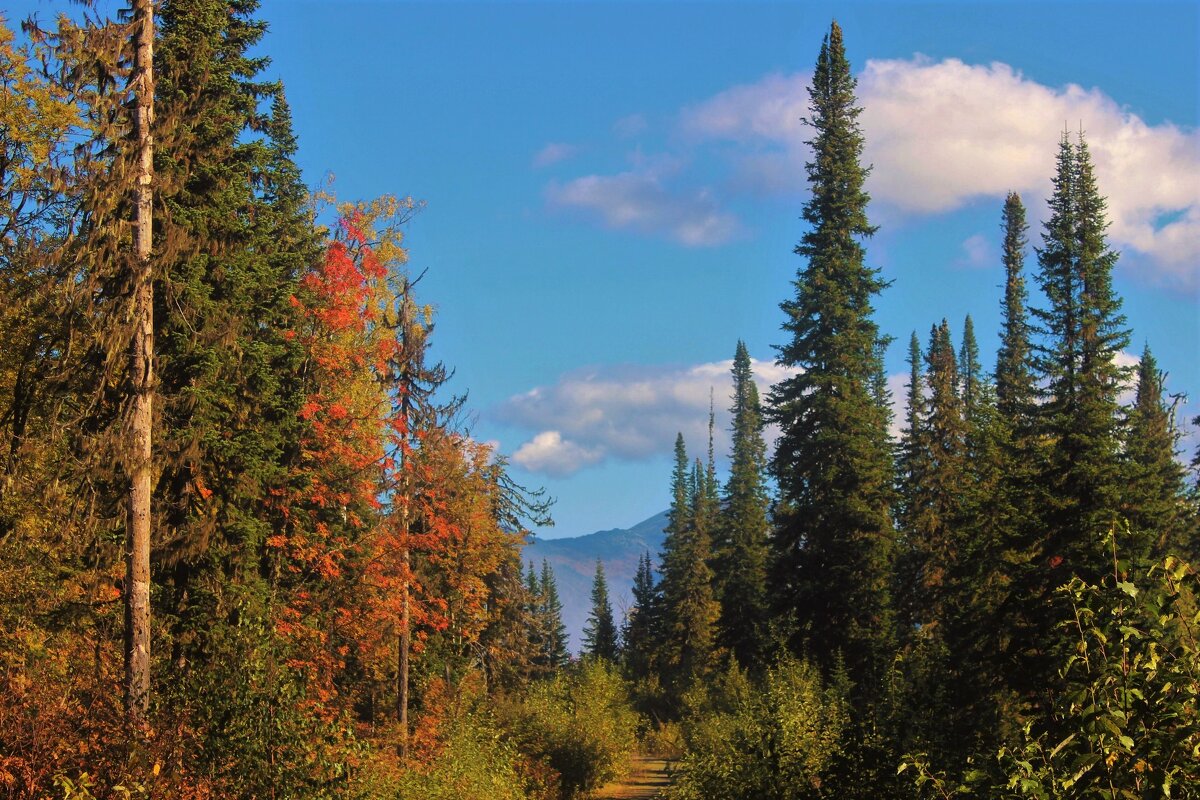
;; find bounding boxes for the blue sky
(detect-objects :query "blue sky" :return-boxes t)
[257,1,1200,537]
[15,0,1199,537]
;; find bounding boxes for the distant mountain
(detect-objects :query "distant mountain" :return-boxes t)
[524,510,669,654]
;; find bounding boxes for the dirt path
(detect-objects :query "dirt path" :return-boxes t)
[594,755,675,799]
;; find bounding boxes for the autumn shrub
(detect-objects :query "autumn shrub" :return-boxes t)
[501,659,639,799]
[0,627,125,799]
[356,710,554,800]
[668,655,848,800]
[158,609,363,799]
[902,553,1200,799]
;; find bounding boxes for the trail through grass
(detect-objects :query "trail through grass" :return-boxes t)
[594,755,674,799]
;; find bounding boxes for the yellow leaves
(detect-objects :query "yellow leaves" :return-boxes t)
[0,15,83,196]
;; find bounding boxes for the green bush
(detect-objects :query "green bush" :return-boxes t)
[670,656,848,800]
[502,660,639,799]
[903,553,1200,799]
[376,713,550,800]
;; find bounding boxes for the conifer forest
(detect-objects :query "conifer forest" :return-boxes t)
[1,3,1198,799]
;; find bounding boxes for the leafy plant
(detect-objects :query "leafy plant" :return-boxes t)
[501,660,639,799]
[902,550,1200,799]
[670,656,847,800]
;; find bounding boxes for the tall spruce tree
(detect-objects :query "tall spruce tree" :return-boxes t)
[1123,345,1188,559]
[959,315,981,418]
[908,320,968,630]
[996,193,1037,430]
[622,551,658,682]
[537,559,569,671]
[894,331,925,637]
[716,342,771,666]
[582,560,619,662]
[1032,132,1131,585]
[768,20,895,691]
[992,190,1042,683]
[152,0,318,662]
[1009,133,1133,718]
[657,434,718,700]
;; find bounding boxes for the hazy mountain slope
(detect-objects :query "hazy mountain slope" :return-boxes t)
[524,510,669,653]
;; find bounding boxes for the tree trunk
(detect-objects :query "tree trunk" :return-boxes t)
[397,539,410,758]
[124,0,154,726]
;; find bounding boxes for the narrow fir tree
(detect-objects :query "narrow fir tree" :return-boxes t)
[539,559,570,670]
[996,193,1036,428]
[991,192,1050,732]
[949,316,1011,761]
[525,560,547,673]
[908,320,968,630]
[768,20,896,691]
[622,551,658,681]
[1032,132,1131,584]
[1122,345,1188,559]
[895,331,924,631]
[657,434,719,699]
[716,342,771,667]
[959,315,981,419]
[582,560,619,662]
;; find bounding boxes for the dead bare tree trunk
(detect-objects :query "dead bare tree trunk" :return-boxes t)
[124,0,154,726]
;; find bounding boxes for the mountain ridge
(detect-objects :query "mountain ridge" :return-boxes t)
[523,510,669,654]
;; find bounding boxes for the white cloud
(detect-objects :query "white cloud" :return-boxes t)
[512,431,603,477]
[533,142,578,168]
[495,359,797,476]
[1115,349,1141,407]
[682,72,811,144]
[679,58,1200,287]
[958,233,992,269]
[545,171,742,247]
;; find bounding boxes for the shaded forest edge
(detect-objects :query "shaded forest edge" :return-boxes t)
[0,5,1197,800]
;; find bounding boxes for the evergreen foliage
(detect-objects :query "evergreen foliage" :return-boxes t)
[716,341,771,667]
[898,320,968,633]
[1123,345,1189,560]
[622,550,659,682]
[582,559,620,662]
[536,559,571,672]
[995,192,1038,442]
[657,434,719,703]
[1032,132,1131,584]
[767,20,896,696]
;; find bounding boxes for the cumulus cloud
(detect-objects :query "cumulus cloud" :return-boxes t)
[680,59,1200,287]
[495,359,797,476]
[958,233,993,269]
[512,431,603,477]
[545,171,742,247]
[533,142,579,168]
